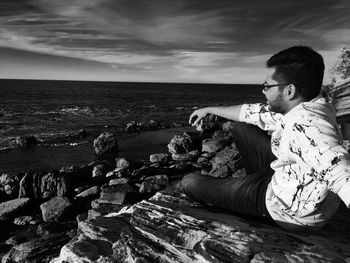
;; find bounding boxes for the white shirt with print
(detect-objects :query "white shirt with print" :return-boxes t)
[239,96,350,229]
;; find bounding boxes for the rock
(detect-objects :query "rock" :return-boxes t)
[18,172,34,198]
[40,197,73,222]
[2,233,71,263]
[125,121,143,133]
[115,158,131,169]
[97,184,137,205]
[15,135,38,147]
[0,173,20,199]
[13,215,33,226]
[222,121,236,131]
[92,164,112,178]
[75,186,100,198]
[109,178,129,186]
[144,119,160,130]
[76,213,88,223]
[52,191,350,263]
[202,138,227,153]
[171,150,200,162]
[60,165,93,188]
[69,129,88,138]
[149,153,169,164]
[93,132,118,157]
[167,133,196,155]
[139,175,169,193]
[209,146,242,178]
[0,198,31,222]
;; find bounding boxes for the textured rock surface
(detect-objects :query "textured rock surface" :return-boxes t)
[209,146,242,178]
[0,198,31,222]
[40,197,73,222]
[2,233,71,263]
[93,132,119,157]
[51,191,350,263]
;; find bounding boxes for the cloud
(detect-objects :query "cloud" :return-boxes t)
[0,0,349,82]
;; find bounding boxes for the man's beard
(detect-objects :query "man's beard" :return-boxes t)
[267,93,286,114]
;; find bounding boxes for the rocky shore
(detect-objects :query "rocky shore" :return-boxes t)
[1,113,350,262]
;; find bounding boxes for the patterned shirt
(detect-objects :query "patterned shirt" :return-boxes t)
[239,96,350,229]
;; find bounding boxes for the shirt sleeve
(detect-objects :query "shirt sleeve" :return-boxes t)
[238,103,284,131]
[289,119,350,207]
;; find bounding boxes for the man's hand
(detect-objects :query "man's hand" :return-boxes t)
[189,108,209,128]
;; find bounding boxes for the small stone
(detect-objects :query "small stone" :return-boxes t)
[75,186,100,198]
[202,139,226,153]
[115,158,131,169]
[109,178,129,186]
[14,215,33,226]
[149,153,169,164]
[139,175,169,193]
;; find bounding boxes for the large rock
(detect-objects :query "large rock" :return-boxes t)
[2,233,71,263]
[167,133,198,155]
[0,173,21,199]
[40,197,73,222]
[0,198,31,222]
[93,132,118,157]
[97,184,137,205]
[18,171,71,199]
[52,191,350,263]
[209,145,242,178]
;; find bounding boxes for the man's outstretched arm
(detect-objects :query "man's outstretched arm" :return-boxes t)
[189,105,243,127]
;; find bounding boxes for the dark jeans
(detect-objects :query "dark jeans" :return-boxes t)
[181,122,276,218]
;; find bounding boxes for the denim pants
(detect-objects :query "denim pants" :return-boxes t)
[181,122,276,218]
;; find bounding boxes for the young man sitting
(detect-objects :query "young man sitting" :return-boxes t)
[182,46,350,230]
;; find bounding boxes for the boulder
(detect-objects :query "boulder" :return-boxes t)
[0,198,31,222]
[15,135,38,147]
[2,233,71,263]
[139,175,169,193]
[52,191,350,263]
[40,196,73,222]
[149,153,169,164]
[93,132,118,157]
[167,133,197,155]
[0,173,21,199]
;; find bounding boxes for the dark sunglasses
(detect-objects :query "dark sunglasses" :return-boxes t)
[262,81,289,91]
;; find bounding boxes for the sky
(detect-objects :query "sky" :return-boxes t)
[0,0,349,84]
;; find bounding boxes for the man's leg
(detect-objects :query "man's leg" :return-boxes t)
[181,122,275,217]
[232,122,276,174]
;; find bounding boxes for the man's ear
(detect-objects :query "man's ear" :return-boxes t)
[284,84,297,100]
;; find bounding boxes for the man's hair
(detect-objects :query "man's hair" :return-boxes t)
[266,46,324,101]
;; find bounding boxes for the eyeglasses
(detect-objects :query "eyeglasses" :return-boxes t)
[262,81,290,91]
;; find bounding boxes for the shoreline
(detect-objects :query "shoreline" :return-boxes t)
[0,126,195,174]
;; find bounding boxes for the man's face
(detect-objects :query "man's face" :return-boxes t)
[263,67,288,114]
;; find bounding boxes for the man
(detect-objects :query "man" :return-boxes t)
[182,46,350,230]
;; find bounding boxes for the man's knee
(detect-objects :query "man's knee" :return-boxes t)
[181,173,203,196]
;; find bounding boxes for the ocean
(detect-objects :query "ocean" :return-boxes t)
[0,80,264,173]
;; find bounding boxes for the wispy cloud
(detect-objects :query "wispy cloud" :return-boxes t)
[0,0,349,82]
